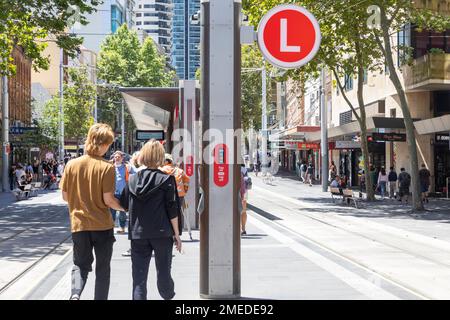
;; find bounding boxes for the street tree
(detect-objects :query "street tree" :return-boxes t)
[97,24,175,151]
[40,67,95,154]
[370,0,450,211]
[0,0,100,76]
[243,0,385,201]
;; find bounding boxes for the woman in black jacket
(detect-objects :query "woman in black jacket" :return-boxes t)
[120,139,182,300]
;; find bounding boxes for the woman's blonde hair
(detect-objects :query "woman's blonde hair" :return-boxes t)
[139,139,165,168]
[84,123,114,156]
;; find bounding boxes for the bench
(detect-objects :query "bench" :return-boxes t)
[330,187,342,202]
[330,187,361,208]
[342,189,360,208]
[30,182,42,197]
[12,184,32,201]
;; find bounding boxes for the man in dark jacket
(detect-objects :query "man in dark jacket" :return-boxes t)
[120,139,182,300]
[388,167,398,199]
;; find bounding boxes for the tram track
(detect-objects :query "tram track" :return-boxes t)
[0,209,66,244]
[0,233,72,297]
[249,184,448,299]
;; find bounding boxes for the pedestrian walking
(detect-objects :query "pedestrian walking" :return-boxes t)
[306,163,314,186]
[419,163,431,203]
[398,167,411,204]
[60,123,124,300]
[9,165,16,191]
[111,151,134,234]
[300,161,307,183]
[254,159,261,176]
[32,158,40,182]
[329,161,337,183]
[122,151,146,257]
[240,164,250,235]
[160,153,192,240]
[388,167,397,199]
[119,139,182,300]
[377,167,388,199]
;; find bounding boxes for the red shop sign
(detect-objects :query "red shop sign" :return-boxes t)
[297,142,320,150]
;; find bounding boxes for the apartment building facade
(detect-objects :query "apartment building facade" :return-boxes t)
[134,0,173,54]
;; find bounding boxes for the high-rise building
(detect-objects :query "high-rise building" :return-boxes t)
[134,0,173,54]
[70,0,136,54]
[171,0,200,80]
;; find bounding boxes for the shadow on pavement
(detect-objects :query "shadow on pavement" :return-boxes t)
[0,194,71,262]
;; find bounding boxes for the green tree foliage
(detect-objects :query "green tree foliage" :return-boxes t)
[40,67,95,150]
[0,0,100,76]
[369,0,449,211]
[241,45,264,131]
[97,24,176,150]
[244,0,385,201]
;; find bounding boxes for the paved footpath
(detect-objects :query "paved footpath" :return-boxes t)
[4,174,450,300]
[248,172,450,299]
[22,190,418,300]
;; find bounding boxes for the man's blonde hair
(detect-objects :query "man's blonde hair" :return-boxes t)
[139,139,165,168]
[84,123,114,156]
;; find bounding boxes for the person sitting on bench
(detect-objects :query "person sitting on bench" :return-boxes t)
[330,176,343,194]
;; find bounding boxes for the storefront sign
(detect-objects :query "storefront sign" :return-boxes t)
[334,141,361,149]
[284,142,320,150]
[298,142,320,150]
[436,133,450,149]
[9,127,37,135]
[371,133,406,142]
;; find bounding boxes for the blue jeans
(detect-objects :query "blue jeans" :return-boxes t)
[380,181,387,198]
[110,194,127,228]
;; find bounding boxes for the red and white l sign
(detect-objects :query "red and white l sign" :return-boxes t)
[257,5,321,69]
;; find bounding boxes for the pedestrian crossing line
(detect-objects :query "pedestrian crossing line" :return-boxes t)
[247,214,400,300]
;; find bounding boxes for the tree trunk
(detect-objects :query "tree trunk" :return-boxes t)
[378,8,424,211]
[355,46,375,202]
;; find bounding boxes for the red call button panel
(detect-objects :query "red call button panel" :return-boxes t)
[186,155,194,177]
[213,144,229,187]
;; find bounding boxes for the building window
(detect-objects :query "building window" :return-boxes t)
[344,74,353,91]
[363,68,368,84]
[397,24,411,66]
[111,5,123,33]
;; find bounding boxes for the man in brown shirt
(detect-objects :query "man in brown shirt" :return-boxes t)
[61,123,124,300]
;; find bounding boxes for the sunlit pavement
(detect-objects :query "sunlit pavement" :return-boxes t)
[2,176,450,299]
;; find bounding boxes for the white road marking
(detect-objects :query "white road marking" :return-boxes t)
[247,215,400,300]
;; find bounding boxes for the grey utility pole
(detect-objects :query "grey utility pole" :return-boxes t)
[2,76,9,192]
[320,68,328,192]
[200,0,241,299]
[121,100,125,152]
[261,64,268,174]
[59,48,65,161]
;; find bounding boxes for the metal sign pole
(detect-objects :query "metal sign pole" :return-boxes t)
[2,76,9,192]
[320,68,328,192]
[181,80,198,230]
[59,48,65,161]
[200,0,241,299]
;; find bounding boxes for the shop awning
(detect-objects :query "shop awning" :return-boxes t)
[414,114,450,135]
[119,87,179,130]
[307,117,409,142]
[274,125,321,141]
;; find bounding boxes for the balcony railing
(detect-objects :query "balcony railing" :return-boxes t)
[403,53,450,90]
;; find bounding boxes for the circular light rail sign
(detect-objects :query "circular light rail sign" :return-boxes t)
[257,4,321,69]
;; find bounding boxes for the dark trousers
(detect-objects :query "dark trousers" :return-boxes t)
[71,229,115,300]
[131,237,175,300]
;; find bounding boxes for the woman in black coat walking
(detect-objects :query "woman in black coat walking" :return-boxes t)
[120,139,182,300]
